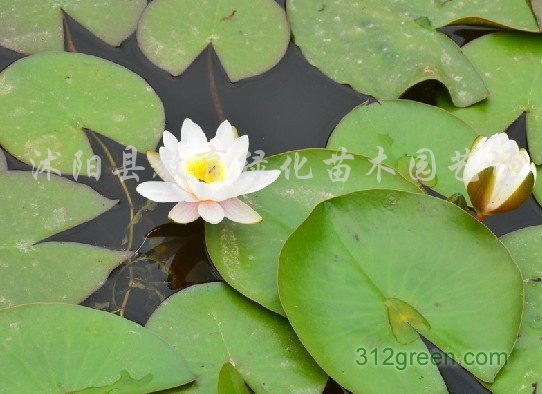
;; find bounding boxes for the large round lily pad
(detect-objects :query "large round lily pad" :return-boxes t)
[278,190,523,393]
[146,283,327,393]
[137,0,290,80]
[0,171,129,308]
[438,33,542,165]
[327,100,477,199]
[0,303,194,392]
[0,52,164,174]
[206,149,421,315]
[287,0,488,107]
[0,0,146,54]
[493,226,542,393]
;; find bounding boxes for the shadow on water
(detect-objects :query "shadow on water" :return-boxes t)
[0,5,539,393]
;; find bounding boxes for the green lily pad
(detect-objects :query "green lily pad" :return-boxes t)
[354,0,539,31]
[205,149,421,315]
[0,0,146,54]
[287,0,488,107]
[137,0,290,80]
[0,52,164,174]
[438,33,542,164]
[146,283,327,393]
[217,363,250,394]
[327,100,477,199]
[0,171,129,308]
[533,167,542,205]
[493,226,542,393]
[0,303,194,392]
[278,190,523,393]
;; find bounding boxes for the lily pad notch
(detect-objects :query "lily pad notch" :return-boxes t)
[0,0,147,54]
[137,0,290,81]
[0,171,130,309]
[0,303,194,392]
[287,0,490,107]
[146,283,328,393]
[0,51,165,175]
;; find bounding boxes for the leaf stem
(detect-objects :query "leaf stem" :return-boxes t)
[62,15,135,251]
[88,131,135,251]
[207,46,226,122]
[62,12,77,53]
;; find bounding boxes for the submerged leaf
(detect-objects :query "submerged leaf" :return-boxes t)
[137,0,290,80]
[146,283,327,393]
[0,303,194,392]
[0,171,129,308]
[0,0,146,54]
[0,52,164,174]
[206,149,421,315]
[279,190,523,393]
[287,0,489,106]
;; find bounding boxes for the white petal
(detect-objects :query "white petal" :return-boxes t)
[186,168,279,203]
[463,153,489,186]
[159,146,192,189]
[223,135,249,181]
[463,134,521,186]
[221,198,262,224]
[147,151,175,182]
[233,170,281,195]
[162,130,178,152]
[168,202,200,224]
[210,120,234,148]
[136,181,195,202]
[198,201,225,224]
[159,145,179,174]
[181,119,208,147]
[186,178,220,201]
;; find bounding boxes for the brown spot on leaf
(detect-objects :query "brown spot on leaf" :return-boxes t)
[222,10,237,21]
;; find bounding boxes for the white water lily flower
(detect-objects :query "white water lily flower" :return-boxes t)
[136,119,280,224]
[463,133,536,216]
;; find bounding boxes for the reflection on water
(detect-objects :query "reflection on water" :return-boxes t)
[82,221,220,325]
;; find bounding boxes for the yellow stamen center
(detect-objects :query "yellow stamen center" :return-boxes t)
[186,155,225,183]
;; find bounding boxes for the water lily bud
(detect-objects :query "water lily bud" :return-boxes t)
[463,133,536,216]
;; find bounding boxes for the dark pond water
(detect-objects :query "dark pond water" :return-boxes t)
[0,2,539,393]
